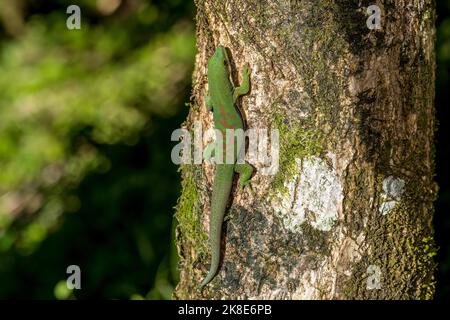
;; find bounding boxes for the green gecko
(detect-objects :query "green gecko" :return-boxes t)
[199,46,253,290]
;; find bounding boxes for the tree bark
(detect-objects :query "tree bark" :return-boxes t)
[174,0,437,299]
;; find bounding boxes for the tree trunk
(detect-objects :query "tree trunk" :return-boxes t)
[174,0,437,300]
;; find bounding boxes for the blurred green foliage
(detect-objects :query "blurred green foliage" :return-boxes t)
[0,0,194,299]
[0,0,449,300]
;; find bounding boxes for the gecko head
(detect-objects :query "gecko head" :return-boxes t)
[214,46,231,67]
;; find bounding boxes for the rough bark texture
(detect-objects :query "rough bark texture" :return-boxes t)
[174,0,437,299]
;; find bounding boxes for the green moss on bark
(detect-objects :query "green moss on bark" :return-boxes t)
[342,177,437,299]
[270,108,324,196]
[174,164,208,259]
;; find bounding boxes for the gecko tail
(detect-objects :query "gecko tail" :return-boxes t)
[199,166,233,291]
[199,266,218,290]
[200,224,220,291]
[199,234,221,290]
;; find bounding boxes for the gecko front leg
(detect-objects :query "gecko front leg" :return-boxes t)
[235,162,254,190]
[232,64,250,103]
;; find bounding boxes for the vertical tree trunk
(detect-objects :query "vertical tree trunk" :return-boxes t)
[174,0,437,299]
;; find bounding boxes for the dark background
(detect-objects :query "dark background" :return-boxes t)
[0,0,448,300]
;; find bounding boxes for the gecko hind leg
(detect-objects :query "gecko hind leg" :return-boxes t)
[235,162,254,190]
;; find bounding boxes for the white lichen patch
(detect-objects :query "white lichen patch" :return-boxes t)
[379,176,405,215]
[273,156,343,232]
